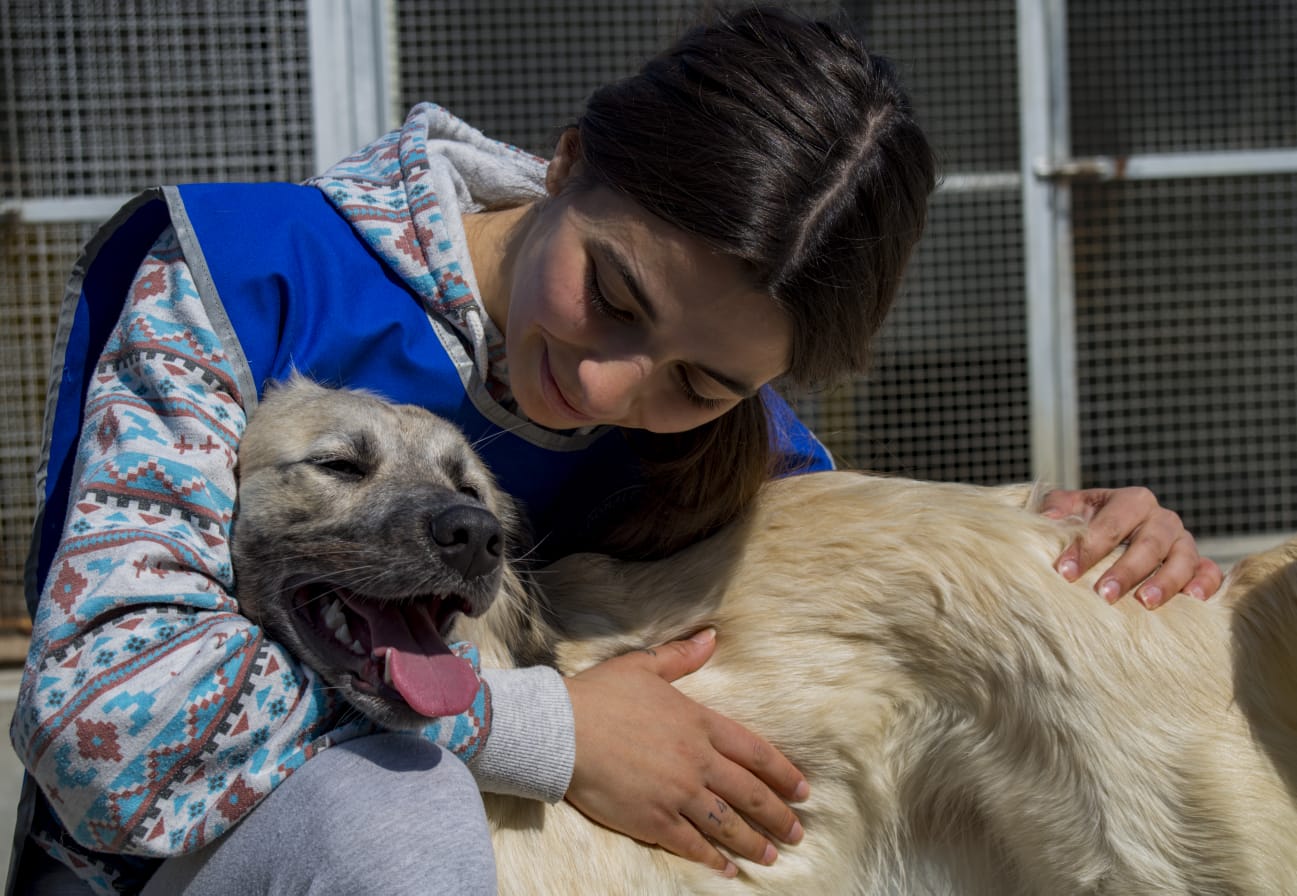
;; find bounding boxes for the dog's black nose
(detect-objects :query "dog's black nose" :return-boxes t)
[430,505,503,580]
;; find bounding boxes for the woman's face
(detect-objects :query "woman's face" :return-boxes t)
[503,184,791,434]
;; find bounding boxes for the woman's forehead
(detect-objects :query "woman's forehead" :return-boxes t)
[571,186,792,380]
[572,187,761,302]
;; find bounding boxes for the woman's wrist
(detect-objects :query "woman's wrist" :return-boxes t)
[469,666,575,802]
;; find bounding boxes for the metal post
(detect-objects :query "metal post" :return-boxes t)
[1017,0,1079,488]
[307,0,397,174]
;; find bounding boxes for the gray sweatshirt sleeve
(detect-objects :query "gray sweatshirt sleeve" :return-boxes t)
[468,666,575,803]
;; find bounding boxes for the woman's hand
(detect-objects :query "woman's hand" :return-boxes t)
[1041,486,1223,609]
[563,628,807,877]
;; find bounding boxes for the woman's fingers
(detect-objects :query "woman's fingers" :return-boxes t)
[658,813,739,878]
[684,792,776,868]
[1045,486,1223,608]
[1183,556,1225,602]
[1091,505,1184,603]
[707,715,807,841]
[1053,487,1158,580]
[563,631,809,873]
[1118,532,1220,609]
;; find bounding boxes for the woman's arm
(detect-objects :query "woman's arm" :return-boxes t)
[13,230,352,857]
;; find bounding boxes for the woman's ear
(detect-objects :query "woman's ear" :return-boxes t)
[545,128,583,196]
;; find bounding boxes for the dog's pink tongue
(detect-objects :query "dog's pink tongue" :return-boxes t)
[350,600,477,718]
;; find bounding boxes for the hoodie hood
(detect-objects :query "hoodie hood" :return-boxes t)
[307,103,548,389]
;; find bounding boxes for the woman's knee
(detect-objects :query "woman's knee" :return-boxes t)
[145,734,495,895]
[300,735,492,863]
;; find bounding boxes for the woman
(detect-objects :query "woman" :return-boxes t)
[11,7,1219,893]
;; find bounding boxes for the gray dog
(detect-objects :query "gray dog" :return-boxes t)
[231,377,526,729]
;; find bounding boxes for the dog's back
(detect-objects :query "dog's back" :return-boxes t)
[234,382,1297,894]
[476,472,1297,894]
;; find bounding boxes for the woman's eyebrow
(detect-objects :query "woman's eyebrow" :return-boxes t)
[592,237,759,399]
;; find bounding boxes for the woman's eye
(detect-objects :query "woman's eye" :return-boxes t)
[675,367,727,411]
[585,261,634,323]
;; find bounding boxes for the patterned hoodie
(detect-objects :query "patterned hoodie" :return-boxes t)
[11,104,578,895]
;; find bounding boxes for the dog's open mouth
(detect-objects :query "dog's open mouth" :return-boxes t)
[289,582,480,719]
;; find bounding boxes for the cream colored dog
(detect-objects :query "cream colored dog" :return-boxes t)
[234,379,1297,895]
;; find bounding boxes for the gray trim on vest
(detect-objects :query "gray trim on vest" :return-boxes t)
[425,312,612,452]
[163,185,259,414]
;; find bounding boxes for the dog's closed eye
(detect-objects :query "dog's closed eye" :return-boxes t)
[309,455,367,480]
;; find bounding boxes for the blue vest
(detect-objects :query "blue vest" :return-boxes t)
[35,182,830,609]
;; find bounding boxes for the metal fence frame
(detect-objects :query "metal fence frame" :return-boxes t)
[2,0,1293,615]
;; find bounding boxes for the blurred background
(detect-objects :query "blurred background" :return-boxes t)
[0,0,1294,865]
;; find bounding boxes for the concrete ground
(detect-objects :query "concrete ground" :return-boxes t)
[0,668,23,879]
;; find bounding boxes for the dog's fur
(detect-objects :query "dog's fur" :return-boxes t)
[233,378,1297,894]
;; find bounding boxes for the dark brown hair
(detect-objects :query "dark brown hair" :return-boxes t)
[575,5,937,557]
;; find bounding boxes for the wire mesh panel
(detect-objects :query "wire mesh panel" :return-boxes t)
[1073,174,1297,537]
[1069,1,1297,542]
[0,1,315,624]
[798,187,1030,480]
[0,0,315,198]
[1069,0,1297,156]
[855,0,1020,174]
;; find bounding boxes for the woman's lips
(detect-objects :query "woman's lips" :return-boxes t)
[540,344,595,424]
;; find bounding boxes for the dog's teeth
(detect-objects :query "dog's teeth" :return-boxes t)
[323,599,345,629]
[382,651,393,686]
[333,621,352,644]
[350,639,365,656]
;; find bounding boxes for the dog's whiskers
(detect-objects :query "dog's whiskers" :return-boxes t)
[469,421,534,452]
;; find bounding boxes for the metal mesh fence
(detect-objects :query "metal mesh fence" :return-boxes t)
[0,1,1293,625]
[0,0,314,197]
[1069,0,1297,156]
[0,1,314,623]
[1068,0,1297,538]
[1073,173,1297,536]
[797,186,1031,482]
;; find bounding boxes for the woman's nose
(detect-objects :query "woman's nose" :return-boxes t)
[576,355,652,424]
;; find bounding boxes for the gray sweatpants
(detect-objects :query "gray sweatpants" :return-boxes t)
[27,734,497,895]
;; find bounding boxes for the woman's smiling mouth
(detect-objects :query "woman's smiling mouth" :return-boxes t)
[540,342,596,424]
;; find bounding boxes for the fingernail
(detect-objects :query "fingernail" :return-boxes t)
[690,627,717,645]
[1042,507,1066,520]
[761,843,778,865]
[1187,585,1206,601]
[1099,579,1121,603]
[792,780,810,802]
[1057,559,1079,581]
[721,861,738,879]
[785,820,804,844]
[1138,585,1163,609]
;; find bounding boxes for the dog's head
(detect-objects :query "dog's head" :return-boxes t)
[232,376,513,729]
